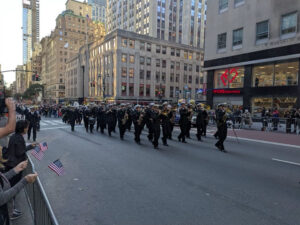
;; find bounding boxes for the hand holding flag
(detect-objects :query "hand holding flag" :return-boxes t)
[48,159,65,176]
[40,142,48,152]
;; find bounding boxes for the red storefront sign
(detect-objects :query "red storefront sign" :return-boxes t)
[213,89,241,94]
[220,68,239,86]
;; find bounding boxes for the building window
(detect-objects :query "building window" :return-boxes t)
[122,54,127,62]
[139,84,144,96]
[176,62,180,70]
[156,71,160,82]
[140,41,145,50]
[188,52,193,60]
[121,83,127,96]
[171,48,175,56]
[214,67,245,88]
[196,65,200,72]
[146,85,150,96]
[170,61,175,70]
[140,70,144,79]
[176,49,180,57]
[161,72,166,83]
[252,97,297,116]
[256,20,269,42]
[176,74,180,82]
[162,60,166,68]
[184,75,187,83]
[129,55,135,63]
[234,0,244,7]
[170,73,174,82]
[184,64,187,71]
[129,68,134,78]
[189,64,192,72]
[184,51,188,59]
[122,38,127,47]
[196,77,199,84]
[147,43,151,52]
[232,28,243,48]
[217,33,227,50]
[219,0,228,13]
[170,86,174,98]
[140,56,145,64]
[146,57,151,65]
[162,46,166,54]
[156,59,160,67]
[146,71,151,80]
[129,83,134,96]
[156,45,161,53]
[252,61,299,87]
[121,67,127,77]
[281,12,297,37]
[188,75,192,83]
[129,40,135,48]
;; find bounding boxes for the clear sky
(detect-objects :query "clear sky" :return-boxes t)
[0,0,74,86]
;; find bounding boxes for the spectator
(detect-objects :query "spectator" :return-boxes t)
[4,120,36,220]
[272,108,279,131]
[284,110,292,133]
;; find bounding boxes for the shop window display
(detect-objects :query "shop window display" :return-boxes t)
[214,67,244,89]
[252,97,297,116]
[252,60,298,87]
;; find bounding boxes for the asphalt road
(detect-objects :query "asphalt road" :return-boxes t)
[29,118,300,225]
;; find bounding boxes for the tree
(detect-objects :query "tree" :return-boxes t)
[23,84,44,100]
[14,93,23,101]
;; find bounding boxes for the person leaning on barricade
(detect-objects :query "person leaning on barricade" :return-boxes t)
[0,99,38,224]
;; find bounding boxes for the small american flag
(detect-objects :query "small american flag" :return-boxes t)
[31,146,44,160]
[40,142,48,152]
[48,159,65,176]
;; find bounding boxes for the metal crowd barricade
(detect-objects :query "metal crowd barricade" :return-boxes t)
[23,156,59,225]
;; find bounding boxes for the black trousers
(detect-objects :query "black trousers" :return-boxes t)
[186,121,192,138]
[178,124,187,142]
[196,124,202,140]
[146,122,153,141]
[216,127,227,149]
[134,123,141,143]
[152,127,160,147]
[70,121,75,131]
[119,125,126,139]
[84,119,89,132]
[161,124,169,144]
[89,123,95,133]
[28,125,37,141]
[168,123,174,139]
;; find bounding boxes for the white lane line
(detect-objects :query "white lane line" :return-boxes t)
[40,125,83,131]
[42,120,57,125]
[272,158,300,166]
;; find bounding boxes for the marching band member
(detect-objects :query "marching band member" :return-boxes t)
[178,100,190,143]
[215,103,228,153]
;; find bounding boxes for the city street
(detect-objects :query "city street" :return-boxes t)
[29,118,300,225]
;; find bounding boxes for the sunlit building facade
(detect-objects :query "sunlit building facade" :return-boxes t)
[106,0,206,48]
[88,0,106,24]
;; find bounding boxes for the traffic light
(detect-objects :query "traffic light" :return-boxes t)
[32,73,40,81]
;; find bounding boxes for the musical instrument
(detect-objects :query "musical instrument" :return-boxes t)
[122,111,128,125]
[138,110,144,125]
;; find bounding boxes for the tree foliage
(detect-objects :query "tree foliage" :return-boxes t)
[22,84,44,99]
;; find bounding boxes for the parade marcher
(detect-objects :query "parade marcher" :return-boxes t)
[186,101,195,139]
[89,105,97,133]
[195,103,204,141]
[125,104,133,132]
[106,105,116,137]
[214,104,222,139]
[96,105,106,134]
[131,105,143,144]
[215,103,228,153]
[68,106,76,132]
[26,107,39,142]
[117,104,127,140]
[202,107,209,137]
[178,101,190,143]
[168,105,176,140]
[83,107,90,133]
[151,104,161,149]
[161,102,170,146]
[144,103,154,142]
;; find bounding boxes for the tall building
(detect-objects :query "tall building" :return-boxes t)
[204,0,300,114]
[88,0,106,24]
[65,29,205,103]
[16,65,27,94]
[22,0,40,64]
[42,7,105,104]
[65,0,92,17]
[106,0,207,48]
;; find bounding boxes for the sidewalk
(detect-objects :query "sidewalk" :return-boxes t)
[11,189,33,225]
[206,126,300,147]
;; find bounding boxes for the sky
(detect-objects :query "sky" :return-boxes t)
[0,0,71,86]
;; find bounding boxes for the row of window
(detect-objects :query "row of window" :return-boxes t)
[217,11,298,51]
[121,38,201,60]
[219,0,244,12]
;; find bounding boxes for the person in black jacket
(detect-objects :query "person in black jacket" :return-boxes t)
[106,105,116,137]
[4,120,36,218]
[195,104,204,141]
[178,102,190,143]
[117,104,127,140]
[151,105,161,149]
[26,108,39,142]
[161,102,170,146]
[215,104,228,153]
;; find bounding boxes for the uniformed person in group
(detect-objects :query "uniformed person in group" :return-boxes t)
[214,104,223,139]
[97,104,107,134]
[89,104,97,133]
[131,105,143,144]
[83,107,90,132]
[202,106,209,137]
[215,103,228,153]
[196,103,204,141]
[117,104,127,140]
[68,106,77,132]
[106,104,117,136]
[151,104,161,149]
[161,102,170,146]
[144,103,154,142]
[178,101,190,143]
[168,105,176,140]
[26,107,39,142]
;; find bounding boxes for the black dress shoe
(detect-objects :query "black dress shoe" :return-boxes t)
[163,143,168,146]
